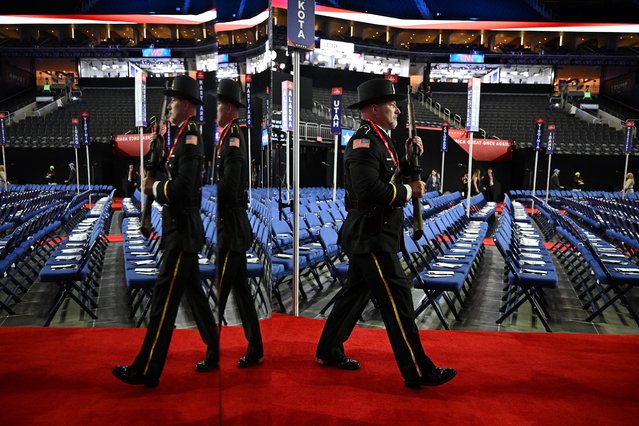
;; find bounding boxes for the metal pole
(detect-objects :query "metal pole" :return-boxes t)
[466,132,473,217]
[85,144,92,204]
[248,130,253,205]
[292,49,301,317]
[1,146,7,189]
[75,148,80,194]
[623,153,630,200]
[531,150,539,213]
[440,150,446,194]
[139,126,145,209]
[332,134,338,202]
[285,131,290,202]
[545,154,552,204]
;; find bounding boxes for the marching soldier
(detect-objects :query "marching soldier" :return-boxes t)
[113,75,218,387]
[315,78,456,388]
[207,78,264,369]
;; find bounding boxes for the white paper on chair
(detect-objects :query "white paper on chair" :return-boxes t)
[134,260,156,265]
[433,262,462,269]
[135,267,158,274]
[55,255,81,261]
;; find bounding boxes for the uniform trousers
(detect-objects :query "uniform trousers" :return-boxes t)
[316,251,436,381]
[132,250,218,379]
[217,248,263,359]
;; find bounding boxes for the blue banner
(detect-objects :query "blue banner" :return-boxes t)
[196,71,205,124]
[71,118,81,148]
[331,87,342,135]
[287,0,315,51]
[533,118,544,151]
[546,124,556,155]
[624,121,635,154]
[281,80,294,132]
[165,117,172,150]
[80,112,90,146]
[0,112,7,146]
[246,74,253,127]
[441,122,450,152]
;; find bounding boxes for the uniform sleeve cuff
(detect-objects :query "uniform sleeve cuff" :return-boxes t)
[404,184,412,202]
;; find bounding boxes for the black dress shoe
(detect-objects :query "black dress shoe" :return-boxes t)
[405,367,456,389]
[195,359,219,373]
[315,356,361,370]
[112,365,159,388]
[238,355,264,368]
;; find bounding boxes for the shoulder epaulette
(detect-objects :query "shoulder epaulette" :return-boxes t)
[231,123,240,133]
[187,121,198,132]
[359,124,371,134]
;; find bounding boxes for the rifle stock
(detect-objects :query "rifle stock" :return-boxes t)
[407,85,424,241]
[139,82,169,237]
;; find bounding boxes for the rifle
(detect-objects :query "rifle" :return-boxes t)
[407,85,424,240]
[139,81,169,238]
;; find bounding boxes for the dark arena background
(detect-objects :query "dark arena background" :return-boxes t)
[1,1,639,425]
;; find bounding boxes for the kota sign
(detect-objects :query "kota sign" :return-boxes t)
[287,0,315,50]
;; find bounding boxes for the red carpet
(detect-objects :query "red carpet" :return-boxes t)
[1,315,638,425]
[111,197,123,211]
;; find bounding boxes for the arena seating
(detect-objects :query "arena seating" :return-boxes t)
[6,87,164,147]
[429,92,637,155]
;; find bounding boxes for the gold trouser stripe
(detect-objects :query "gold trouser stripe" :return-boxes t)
[143,252,183,375]
[388,184,397,206]
[216,251,230,332]
[371,253,422,377]
[217,251,230,294]
[163,181,171,203]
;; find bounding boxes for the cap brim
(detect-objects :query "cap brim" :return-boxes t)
[347,94,407,109]
[164,89,204,105]
[217,94,246,108]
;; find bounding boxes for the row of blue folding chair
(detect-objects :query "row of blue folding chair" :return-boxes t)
[493,207,557,331]
[402,203,487,329]
[0,202,67,314]
[39,199,112,325]
[546,207,639,326]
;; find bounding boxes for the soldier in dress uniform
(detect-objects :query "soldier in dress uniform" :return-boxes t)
[315,78,456,388]
[113,75,219,387]
[202,78,263,370]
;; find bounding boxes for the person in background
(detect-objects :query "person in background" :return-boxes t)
[0,165,8,189]
[582,86,592,102]
[125,163,139,197]
[485,168,498,202]
[461,172,468,197]
[550,169,564,190]
[471,169,481,196]
[45,165,55,184]
[623,172,634,195]
[574,172,585,190]
[425,169,441,193]
[65,162,76,184]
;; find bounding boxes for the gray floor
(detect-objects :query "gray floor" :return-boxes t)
[2,211,639,336]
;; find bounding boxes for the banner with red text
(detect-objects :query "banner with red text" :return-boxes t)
[113,133,154,157]
[420,126,513,161]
